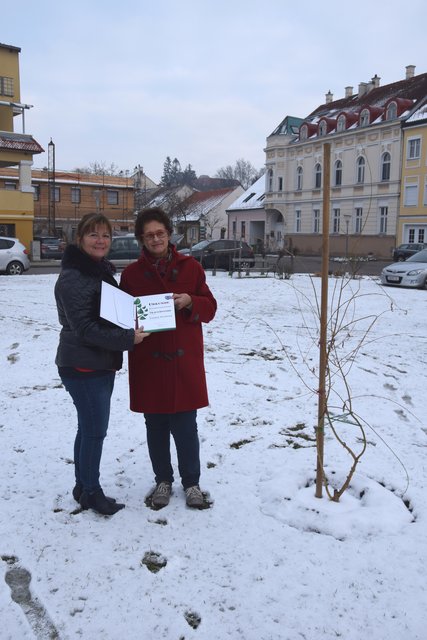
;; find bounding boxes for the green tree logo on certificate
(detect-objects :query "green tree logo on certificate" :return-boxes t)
[134,298,148,322]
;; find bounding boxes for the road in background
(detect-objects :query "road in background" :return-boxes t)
[25,256,390,277]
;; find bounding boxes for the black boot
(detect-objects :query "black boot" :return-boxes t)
[79,489,125,516]
[73,484,116,504]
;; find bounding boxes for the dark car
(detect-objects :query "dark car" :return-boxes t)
[34,236,66,259]
[179,239,255,270]
[392,242,427,261]
[108,233,184,269]
[108,235,141,264]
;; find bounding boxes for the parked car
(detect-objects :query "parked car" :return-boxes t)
[34,236,66,259]
[0,236,31,275]
[380,249,427,289]
[179,239,255,270]
[392,243,427,261]
[108,235,141,265]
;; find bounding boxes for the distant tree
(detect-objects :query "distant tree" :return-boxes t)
[215,158,264,190]
[160,157,198,187]
[73,161,122,176]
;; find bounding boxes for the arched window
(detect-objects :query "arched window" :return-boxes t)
[334,160,342,186]
[360,109,370,127]
[318,121,327,136]
[386,102,397,120]
[296,166,303,190]
[337,115,346,132]
[314,163,322,189]
[267,169,273,192]
[381,152,391,181]
[300,125,308,140]
[356,156,365,183]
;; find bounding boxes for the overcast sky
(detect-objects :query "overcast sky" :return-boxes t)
[2,0,427,183]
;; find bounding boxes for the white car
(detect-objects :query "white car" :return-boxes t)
[0,236,31,275]
[380,249,427,289]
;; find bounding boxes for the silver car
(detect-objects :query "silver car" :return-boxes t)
[0,236,31,275]
[380,249,427,289]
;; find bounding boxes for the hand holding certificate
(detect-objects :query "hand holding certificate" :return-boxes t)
[100,281,176,332]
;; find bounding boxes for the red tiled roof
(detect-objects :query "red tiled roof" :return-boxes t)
[308,72,427,120]
[0,132,44,154]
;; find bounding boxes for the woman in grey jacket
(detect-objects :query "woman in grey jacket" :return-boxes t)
[55,213,146,515]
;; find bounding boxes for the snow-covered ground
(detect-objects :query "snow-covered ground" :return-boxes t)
[1,271,426,640]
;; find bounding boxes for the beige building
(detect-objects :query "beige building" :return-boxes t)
[0,42,43,248]
[264,66,427,258]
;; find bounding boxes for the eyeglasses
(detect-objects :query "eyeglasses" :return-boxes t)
[143,231,168,241]
[86,232,111,240]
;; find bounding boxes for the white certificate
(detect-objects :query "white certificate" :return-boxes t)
[100,281,176,332]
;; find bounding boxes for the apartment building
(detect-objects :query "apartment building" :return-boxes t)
[263,66,427,258]
[0,42,43,248]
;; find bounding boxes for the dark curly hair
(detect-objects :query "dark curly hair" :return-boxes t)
[134,207,173,238]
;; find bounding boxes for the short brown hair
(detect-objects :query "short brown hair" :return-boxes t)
[135,207,173,238]
[76,213,112,245]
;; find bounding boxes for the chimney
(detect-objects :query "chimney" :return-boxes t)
[345,86,353,98]
[325,90,333,104]
[406,65,415,79]
[358,82,368,97]
[371,74,380,88]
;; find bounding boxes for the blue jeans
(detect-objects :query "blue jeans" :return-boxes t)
[144,410,200,489]
[60,372,115,493]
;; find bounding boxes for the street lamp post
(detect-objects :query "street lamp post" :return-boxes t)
[344,213,351,260]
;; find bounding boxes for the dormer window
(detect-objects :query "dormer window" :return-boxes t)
[360,109,370,127]
[337,115,346,132]
[386,102,397,120]
[300,125,308,140]
[318,121,327,136]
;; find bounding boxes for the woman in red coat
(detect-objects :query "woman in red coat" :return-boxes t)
[120,208,217,509]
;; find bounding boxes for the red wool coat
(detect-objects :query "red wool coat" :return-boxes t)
[120,246,217,414]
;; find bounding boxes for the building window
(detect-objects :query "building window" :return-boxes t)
[267,169,273,192]
[408,229,415,243]
[381,152,391,181]
[232,220,236,238]
[51,186,60,202]
[190,227,197,240]
[278,177,283,191]
[337,115,346,132]
[0,76,14,96]
[300,125,308,140]
[318,121,327,136]
[332,208,340,233]
[107,189,119,205]
[334,160,342,186]
[71,186,81,204]
[386,102,397,120]
[424,178,427,206]
[407,138,421,160]
[4,182,16,190]
[296,166,303,190]
[404,183,418,206]
[295,209,301,232]
[241,221,246,238]
[360,109,370,127]
[243,192,255,203]
[356,157,365,184]
[314,163,322,189]
[355,208,363,233]
[313,209,320,233]
[33,185,40,201]
[379,206,388,233]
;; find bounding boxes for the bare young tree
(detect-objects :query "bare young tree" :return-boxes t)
[215,158,264,190]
